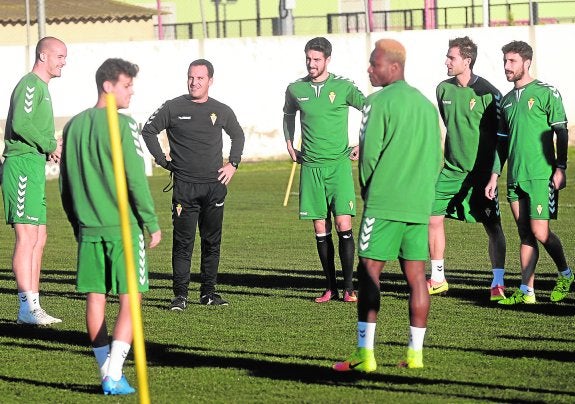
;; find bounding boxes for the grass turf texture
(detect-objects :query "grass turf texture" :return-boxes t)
[1,157,574,403]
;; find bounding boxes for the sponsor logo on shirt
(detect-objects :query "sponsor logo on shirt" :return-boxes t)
[178,116,192,120]
[297,97,309,101]
[211,113,217,125]
[442,100,452,105]
[503,103,512,109]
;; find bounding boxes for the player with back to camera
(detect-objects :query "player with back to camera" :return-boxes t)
[333,38,441,373]
[60,58,161,395]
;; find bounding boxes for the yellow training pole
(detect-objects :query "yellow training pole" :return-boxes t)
[282,136,301,207]
[282,161,298,207]
[106,94,150,404]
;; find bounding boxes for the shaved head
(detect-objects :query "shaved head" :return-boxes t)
[33,36,67,82]
[35,37,65,62]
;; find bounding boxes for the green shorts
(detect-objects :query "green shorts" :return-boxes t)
[432,170,500,223]
[507,179,558,220]
[357,216,429,261]
[2,154,47,225]
[76,232,149,294]
[299,159,356,220]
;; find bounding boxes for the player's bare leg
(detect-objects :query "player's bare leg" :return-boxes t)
[499,199,537,304]
[13,224,60,324]
[399,259,429,368]
[332,258,382,372]
[427,215,448,294]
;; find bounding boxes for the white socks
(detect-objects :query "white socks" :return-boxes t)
[357,322,376,349]
[106,340,131,381]
[18,291,40,314]
[430,259,445,282]
[408,326,426,351]
[93,345,111,379]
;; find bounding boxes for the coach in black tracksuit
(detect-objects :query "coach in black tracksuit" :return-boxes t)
[142,59,245,309]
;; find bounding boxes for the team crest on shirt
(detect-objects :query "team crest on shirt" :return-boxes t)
[176,203,182,216]
[329,91,336,103]
[536,204,543,215]
[528,98,535,110]
[210,113,217,125]
[469,98,476,111]
[349,201,354,210]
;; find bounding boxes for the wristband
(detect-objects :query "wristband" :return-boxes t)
[557,163,567,170]
[230,161,239,169]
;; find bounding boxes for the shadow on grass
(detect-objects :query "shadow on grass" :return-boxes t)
[0,321,572,400]
[0,268,76,287]
[142,340,569,402]
[149,267,411,294]
[0,375,100,395]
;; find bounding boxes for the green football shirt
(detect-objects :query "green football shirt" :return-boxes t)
[360,80,442,223]
[283,73,365,166]
[499,79,568,183]
[59,108,159,241]
[3,72,57,157]
[437,76,501,176]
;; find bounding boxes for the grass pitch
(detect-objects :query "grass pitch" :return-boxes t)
[0,159,574,403]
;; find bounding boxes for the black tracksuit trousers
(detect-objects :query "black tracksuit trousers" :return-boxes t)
[171,179,227,298]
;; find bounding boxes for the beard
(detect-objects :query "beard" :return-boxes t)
[506,67,524,82]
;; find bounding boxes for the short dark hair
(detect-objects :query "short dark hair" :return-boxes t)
[304,37,332,58]
[96,58,139,94]
[501,40,533,61]
[448,36,477,69]
[189,59,214,78]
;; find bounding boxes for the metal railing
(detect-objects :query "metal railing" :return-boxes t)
[156,1,575,40]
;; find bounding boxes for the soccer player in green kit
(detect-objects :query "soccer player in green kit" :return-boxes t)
[60,58,161,395]
[283,37,366,303]
[428,36,507,301]
[2,37,66,326]
[333,39,441,372]
[486,41,573,304]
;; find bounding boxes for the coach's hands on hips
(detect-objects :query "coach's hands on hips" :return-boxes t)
[218,162,237,185]
[553,167,566,190]
[349,145,359,161]
[485,173,499,200]
[149,230,162,248]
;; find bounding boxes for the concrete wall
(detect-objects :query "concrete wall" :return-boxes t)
[1,24,574,165]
